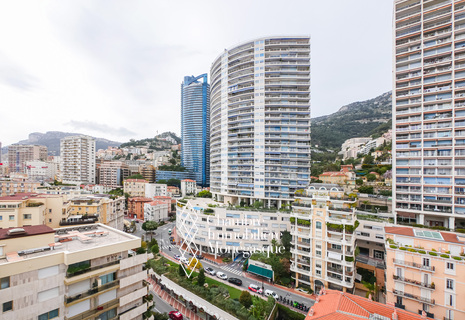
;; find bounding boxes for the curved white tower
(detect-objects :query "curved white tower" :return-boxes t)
[210,36,311,208]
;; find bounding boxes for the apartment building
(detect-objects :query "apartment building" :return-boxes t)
[97,161,130,188]
[68,195,125,230]
[123,179,147,197]
[144,200,169,222]
[35,185,83,201]
[393,0,465,230]
[24,160,58,182]
[60,136,96,185]
[181,179,196,197]
[8,144,48,174]
[290,184,357,293]
[181,74,210,187]
[210,36,311,208]
[339,137,371,160]
[385,226,465,320]
[128,197,152,220]
[0,179,39,197]
[145,183,167,198]
[0,224,147,320]
[139,164,156,183]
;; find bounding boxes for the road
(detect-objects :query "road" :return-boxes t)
[151,222,314,310]
[150,289,175,314]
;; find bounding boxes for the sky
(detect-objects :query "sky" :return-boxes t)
[0,0,393,146]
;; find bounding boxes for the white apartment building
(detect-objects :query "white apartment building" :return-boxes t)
[144,200,169,222]
[180,179,196,197]
[60,136,96,185]
[145,183,167,198]
[210,36,311,208]
[339,138,371,160]
[393,0,465,230]
[0,224,147,320]
[25,160,57,182]
[7,145,48,174]
[291,184,357,293]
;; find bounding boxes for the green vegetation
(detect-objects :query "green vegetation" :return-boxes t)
[250,238,291,286]
[26,202,44,207]
[126,173,145,180]
[197,268,205,286]
[429,252,438,256]
[197,190,212,198]
[276,304,305,320]
[239,291,253,308]
[158,164,186,172]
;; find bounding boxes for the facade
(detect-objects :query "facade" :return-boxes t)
[143,200,169,222]
[139,164,156,183]
[385,226,465,320]
[68,195,125,230]
[181,74,210,187]
[60,135,96,185]
[97,161,130,188]
[304,289,423,320]
[339,138,371,160]
[25,160,57,182]
[167,186,180,197]
[181,179,196,197]
[128,197,152,220]
[318,172,350,185]
[210,36,311,207]
[155,170,195,182]
[7,144,48,174]
[0,224,147,320]
[393,0,465,230]
[145,183,167,198]
[123,179,147,197]
[291,184,357,293]
[176,197,291,259]
[0,179,39,197]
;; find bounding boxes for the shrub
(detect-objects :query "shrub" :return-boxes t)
[345,256,354,262]
[453,256,462,261]
[440,254,450,258]
[407,248,417,253]
[390,245,398,249]
[399,247,406,251]
[239,291,253,308]
[429,252,438,256]
[418,250,426,254]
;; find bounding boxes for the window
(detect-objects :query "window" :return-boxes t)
[447,279,454,290]
[1,277,9,289]
[396,296,403,306]
[3,301,12,312]
[100,272,115,285]
[447,262,454,270]
[316,269,321,276]
[23,214,32,219]
[38,309,59,320]
[422,258,430,267]
[0,216,2,221]
[448,294,454,306]
[9,215,14,221]
[99,308,116,320]
[316,221,322,229]
[316,250,322,257]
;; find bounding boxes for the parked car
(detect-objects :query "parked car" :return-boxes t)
[169,311,183,320]
[228,278,242,286]
[248,284,263,294]
[196,254,204,260]
[264,289,279,300]
[173,254,180,260]
[216,272,227,280]
[180,257,189,264]
[204,267,216,275]
[168,229,172,235]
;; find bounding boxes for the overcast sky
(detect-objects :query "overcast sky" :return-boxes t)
[0,0,393,146]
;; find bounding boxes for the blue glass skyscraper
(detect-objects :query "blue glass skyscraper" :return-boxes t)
[181,74,210,187]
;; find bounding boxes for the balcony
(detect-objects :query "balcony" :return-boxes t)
[66,260,120,278]
[393,258,435,272]
[393,275,435,290]
[65,280,119,304]
[65,298,119,320]
[393,289,435,305]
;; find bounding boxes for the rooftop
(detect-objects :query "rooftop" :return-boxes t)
[0,225,55,240]
[385,226,465,244]
[305,289,423,320]
[125,179,148,183]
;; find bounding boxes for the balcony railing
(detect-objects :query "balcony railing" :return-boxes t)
[393,275,435,289]
[66,260,120,278]
[393,259,435,272]
[65,298,119,320]
[393,289,435,305]
[65,280,119,304]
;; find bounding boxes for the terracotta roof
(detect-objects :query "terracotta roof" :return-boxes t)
[306,290,423,320]
[384,226,415,237]
[440,232,462,244]
[128,197,152,202]
[148,200,165,206]
[0,193,38,201]
[154,196,172,199]
[0,225,55,240]
[182,179,196,182]
[125,179,147,183]
[319,172,347,177]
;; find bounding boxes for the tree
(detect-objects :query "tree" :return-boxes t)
[355,179,363,185]
[366,173,377,182]
[178,264,186,277]
[197,190,212,198]
[280,231,292,252]
[239,290,253,308]
[188,257,202,270]
[126,173,145,180]
[358,185,374,194]
[151,243,159,255]
[253,200,264,209]
[142,221,158,241]
[153,313,169,320]
[157,179,167,184]
[363,154,374,165]
[167,178,181,187]
[169,158,176,165]
[197,268,206,286]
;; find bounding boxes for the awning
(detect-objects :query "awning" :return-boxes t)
[248,264,273,279]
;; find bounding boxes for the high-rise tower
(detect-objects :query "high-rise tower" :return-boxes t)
[181,74,210,187]
[60,135,96,184]
[210,36,311,208]
[393,0,465,230]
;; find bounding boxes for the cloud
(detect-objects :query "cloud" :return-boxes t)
[0,53,39,91]
[66,120,136,137]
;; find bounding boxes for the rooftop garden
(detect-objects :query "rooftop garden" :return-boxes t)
[386,238,465,261]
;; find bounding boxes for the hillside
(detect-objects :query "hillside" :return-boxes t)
[119,132,180,150]
[312,92,392,150]
[5,131,122,156]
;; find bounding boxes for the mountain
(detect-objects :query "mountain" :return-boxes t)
[311,91,392,150]
[4,131,122,156]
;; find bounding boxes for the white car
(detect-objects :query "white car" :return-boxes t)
[216,272,227,280]
[264,289,279,300]
[204,267,216,276]
[180,257,189,264]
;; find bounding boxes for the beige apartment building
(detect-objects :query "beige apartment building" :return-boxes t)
[0,179,40,197]
[8,144,48,174]
[0,193,69,229]
[123,179,147,197]
[0,224,147,320]
[385,226,465,320]
[60,135,96,185]
[291,184,357,293]
[97,161,130,189]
